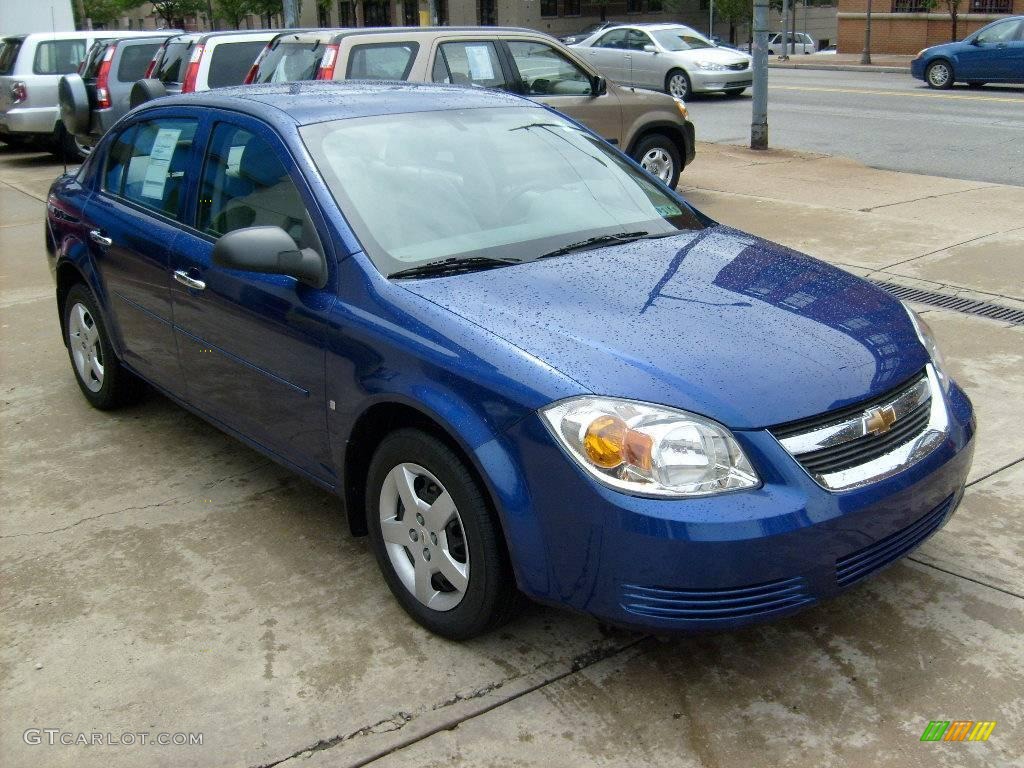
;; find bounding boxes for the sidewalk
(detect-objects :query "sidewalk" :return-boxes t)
[769,52,913,73]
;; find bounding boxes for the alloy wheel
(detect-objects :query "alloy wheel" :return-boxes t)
[378,462,469,611]
[668,72,690,99]
[927,62,951,88]
[68,302,104,392]
[641,148,675,184]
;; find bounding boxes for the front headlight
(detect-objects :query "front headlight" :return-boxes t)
[695,61,728,71]
[903,302,950,393]
[540,397,759,497]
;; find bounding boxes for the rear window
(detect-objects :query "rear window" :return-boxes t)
[345,42,419,80]
[117,42,162,82]
[253,40,325,83]
[206,40,268,89]
[155,41,193,84]
[0,38,24,75]
[33,39,87,75]
[80,41,110,79]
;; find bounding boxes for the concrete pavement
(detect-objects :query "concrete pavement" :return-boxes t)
[1,142,1022,768]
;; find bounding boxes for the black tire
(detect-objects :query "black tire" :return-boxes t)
[130,78,166,109]
[925,59,954,90]
[631,133,682,189]
[366,428,518,639]
[723,87,746,97]
[665,68,692,100]
[63,283,143,409]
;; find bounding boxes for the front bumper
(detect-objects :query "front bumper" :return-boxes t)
[691,69,753,93]
[911,58,926,80]
[498,381,975,633]
[0,105,59,137]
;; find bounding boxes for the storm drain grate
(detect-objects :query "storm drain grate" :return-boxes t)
[869,280,1024,326]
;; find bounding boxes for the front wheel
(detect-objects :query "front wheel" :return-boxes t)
[665,69,692,100]
[63,283,142,409]
[925,60,954,89]
[632,134,682,189]
[366,429,519,639]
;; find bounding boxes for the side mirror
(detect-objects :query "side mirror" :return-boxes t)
[213,226,326,288]
[970,37,982,46]
[643,44,657,53]
[591,75,608,96]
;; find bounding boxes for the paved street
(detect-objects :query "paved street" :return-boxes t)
[686,68,1024,186]
[2,139,1023,768]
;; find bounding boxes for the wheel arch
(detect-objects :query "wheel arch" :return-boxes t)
[626,122,690,172]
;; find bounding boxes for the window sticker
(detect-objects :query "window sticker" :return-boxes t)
[226,144,245,176]
[465,45,494,81]
[656,203,683,217]
[140,127,182,199]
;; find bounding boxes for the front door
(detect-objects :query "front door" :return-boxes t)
[504,39,623,145]
[958,19,1023,81]
[625,29,661,89]
[84,116,198,394]
[169,117,336,482]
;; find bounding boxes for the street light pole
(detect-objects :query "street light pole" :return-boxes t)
[861,0,873,65]
[709,0,714,38]
[751,0,769,149]
[780,0,790,60]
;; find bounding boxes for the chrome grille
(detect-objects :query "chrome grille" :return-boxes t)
[726,62,749,71]
[771,367,948,490]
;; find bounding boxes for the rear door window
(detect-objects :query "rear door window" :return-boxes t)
[206,40,269,89]
[431,41,507,89]
[103,118,199,219]
[33,39,87,75]
[345,42,419,80]
[155,41,193,83]
[117,42,162,82]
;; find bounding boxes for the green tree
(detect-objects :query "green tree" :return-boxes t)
[924,0,963,41]
[151,0,206,27]
[248,0,284,26]
[216,0,254,28]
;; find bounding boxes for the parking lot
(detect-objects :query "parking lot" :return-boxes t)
[1,137,1022,768]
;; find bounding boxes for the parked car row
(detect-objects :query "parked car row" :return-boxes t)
[56,26,696,187]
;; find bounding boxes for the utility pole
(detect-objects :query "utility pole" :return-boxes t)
[709,0,714,38]
[428,0,439,25]
[780,0,790,60]
[751,0,769,149]
[790,0,797,55]
[861,0,873,65]
[283,0,300,28]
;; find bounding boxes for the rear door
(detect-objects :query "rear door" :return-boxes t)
[167,115,336,481]
[429,39,511,90]
[82,114,198,394]
[502,38,622,145]
[580,28,628,82]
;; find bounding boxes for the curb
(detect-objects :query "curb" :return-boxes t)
[768,62,911,74]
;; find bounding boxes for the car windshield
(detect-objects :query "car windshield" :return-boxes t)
[0,38,24,75]
[651,28,715,51]
[253,40,325,83]
[302,106,704,276]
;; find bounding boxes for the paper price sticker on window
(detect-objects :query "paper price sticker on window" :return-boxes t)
[141,128,182,200]
[465,45,494,81]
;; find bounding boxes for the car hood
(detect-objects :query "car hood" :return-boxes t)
[400,226,928,429]
[669,46,750,65]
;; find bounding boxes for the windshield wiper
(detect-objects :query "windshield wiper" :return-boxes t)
[536,231,657,260]
[389,256,522,279]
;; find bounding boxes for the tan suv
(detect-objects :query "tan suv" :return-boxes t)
[248,27,695,187]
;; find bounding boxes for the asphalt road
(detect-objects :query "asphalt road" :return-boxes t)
[686,68,1024,187]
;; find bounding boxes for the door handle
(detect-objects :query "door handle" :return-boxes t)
[89,229,112,247]
[173,270,206,291]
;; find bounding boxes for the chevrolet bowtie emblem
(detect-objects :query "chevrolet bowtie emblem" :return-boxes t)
[863,404,898,436]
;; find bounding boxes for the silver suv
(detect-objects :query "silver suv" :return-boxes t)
[249,27,696,187]
[0,31,164,159]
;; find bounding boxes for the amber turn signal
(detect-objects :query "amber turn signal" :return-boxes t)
[583,415,654,471]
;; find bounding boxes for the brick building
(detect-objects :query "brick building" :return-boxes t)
[837,0,1021,55]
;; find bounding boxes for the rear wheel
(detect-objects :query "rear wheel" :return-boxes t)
[366,429,518,639]
[632,133,682,189]
[665,69,692,100]
[925,60,954,89]
[63,284,142,409]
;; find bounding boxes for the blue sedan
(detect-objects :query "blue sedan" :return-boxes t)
[912,15,1024,88]
[46,82,975,639]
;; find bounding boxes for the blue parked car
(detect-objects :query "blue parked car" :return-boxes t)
[46,82,975,639]
[912,15,1024,89]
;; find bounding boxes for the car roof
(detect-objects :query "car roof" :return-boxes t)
[136,80,532,126]
[163,29,294,45]
[268,25,552,45]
